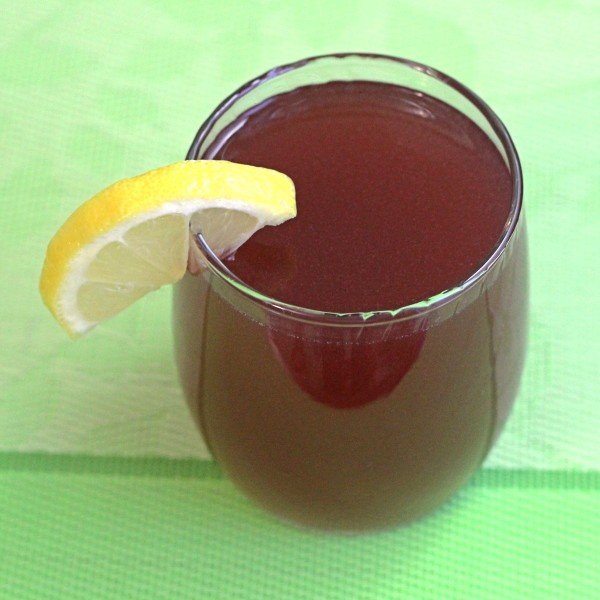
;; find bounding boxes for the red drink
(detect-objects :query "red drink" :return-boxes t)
[173,55,527,531]
[219,81,511,313]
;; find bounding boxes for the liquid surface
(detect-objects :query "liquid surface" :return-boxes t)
[206,81,512,312]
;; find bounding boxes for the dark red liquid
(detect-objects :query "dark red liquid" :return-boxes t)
[173,81,527,531]
[216,82,512,312]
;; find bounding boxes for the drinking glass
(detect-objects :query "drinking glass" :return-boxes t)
[173,54,527,532]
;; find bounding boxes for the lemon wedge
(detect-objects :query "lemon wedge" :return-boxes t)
[40,160,296,336]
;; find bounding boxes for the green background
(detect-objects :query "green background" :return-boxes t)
[0,1,598,598]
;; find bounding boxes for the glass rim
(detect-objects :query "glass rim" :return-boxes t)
[187,52,523,326]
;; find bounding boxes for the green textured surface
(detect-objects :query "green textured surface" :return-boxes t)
[0,0,599,598]
[0,457,598,600]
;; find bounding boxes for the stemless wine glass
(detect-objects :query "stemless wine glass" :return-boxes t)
[173,54,527,532]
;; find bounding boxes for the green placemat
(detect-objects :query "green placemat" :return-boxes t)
[0,458,598,600]
[0,1,598,598]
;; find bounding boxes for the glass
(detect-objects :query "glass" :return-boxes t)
[173,54,528,532]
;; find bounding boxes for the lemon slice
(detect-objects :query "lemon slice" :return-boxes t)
[40,160,296,336]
